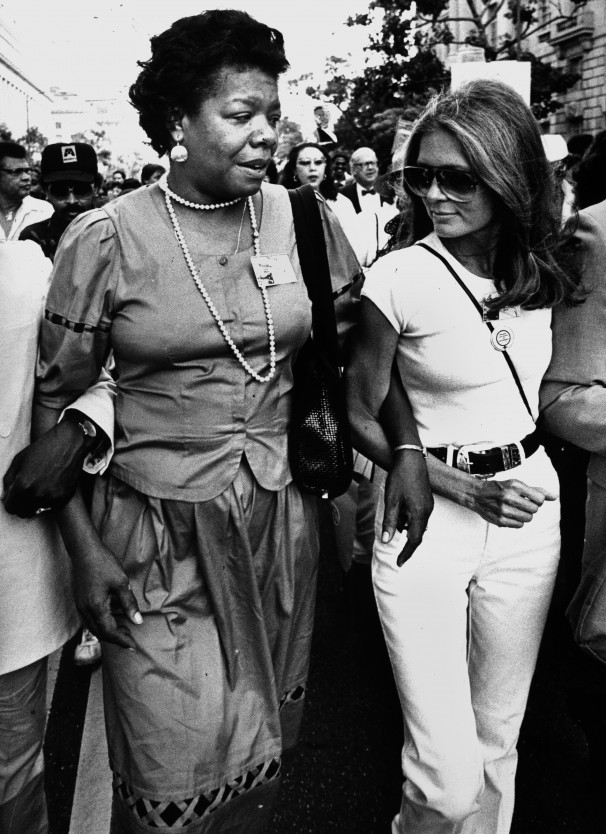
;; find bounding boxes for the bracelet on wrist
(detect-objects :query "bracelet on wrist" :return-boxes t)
[393,443,428,458]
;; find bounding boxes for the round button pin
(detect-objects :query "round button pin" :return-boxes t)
[490,326,514,351]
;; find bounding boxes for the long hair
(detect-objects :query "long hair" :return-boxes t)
[280,142,338,201]
[129,10,288,156]
[399,80,579,311]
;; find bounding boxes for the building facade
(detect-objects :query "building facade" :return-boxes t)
[444,0,606,141]
[530,0,606,137]
[0,16,52,138]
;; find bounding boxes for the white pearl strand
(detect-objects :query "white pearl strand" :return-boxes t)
[159,173,241,210]
[162,184,276,383]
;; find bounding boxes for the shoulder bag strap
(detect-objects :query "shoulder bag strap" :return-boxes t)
[288,185,339,367]
[417,241,533,419]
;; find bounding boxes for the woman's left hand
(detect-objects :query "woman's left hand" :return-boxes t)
[72,541,143,649]
[381,451,434,566]
[469,477,557,527]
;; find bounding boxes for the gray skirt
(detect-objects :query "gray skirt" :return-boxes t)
[93,459,319,833]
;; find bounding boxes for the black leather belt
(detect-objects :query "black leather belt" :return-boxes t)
[428,430,541,476]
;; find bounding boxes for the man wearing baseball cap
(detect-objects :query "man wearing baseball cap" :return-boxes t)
[20,142,100,261]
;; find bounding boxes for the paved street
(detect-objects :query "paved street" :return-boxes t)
[44,502,603,834]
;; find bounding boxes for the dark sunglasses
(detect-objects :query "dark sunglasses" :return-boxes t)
[47,182,94,200]
[403,165,479,202]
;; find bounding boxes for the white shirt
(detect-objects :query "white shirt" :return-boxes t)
[362,233,552,448]
[356,181,382,214]
[0,194,53,241]
[0,240,114,674]
[354,201,399,268]
[326,193,361,255]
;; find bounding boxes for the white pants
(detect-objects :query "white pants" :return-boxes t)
[373,449,560,834]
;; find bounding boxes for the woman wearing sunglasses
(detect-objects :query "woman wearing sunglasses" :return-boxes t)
[347,79,579,834]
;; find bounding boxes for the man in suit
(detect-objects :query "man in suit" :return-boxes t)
[540,198,606,809]
[0,241,114,833]
[340,147,397,267]
[341,147,382,213]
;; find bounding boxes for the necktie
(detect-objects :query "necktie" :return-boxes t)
[361,189,375,196]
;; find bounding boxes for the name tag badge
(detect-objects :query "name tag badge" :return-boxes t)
[490,325,514,352]
[482,297,520,322]
[251,255,298,288]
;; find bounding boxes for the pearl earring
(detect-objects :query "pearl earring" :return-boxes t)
[170,138,188,163]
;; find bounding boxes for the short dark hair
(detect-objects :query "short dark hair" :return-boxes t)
[281,142,338,201]
[401,79,579,310]
[0,141,26,166]
[140,163,166,183]
[331,150,349,164]
[122,178,141,191]
[129,10,289,156]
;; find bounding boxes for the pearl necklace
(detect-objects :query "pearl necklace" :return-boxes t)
[159,174,242,210]
[163,189,276,383]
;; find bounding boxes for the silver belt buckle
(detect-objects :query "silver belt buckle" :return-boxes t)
[500,443,522,470]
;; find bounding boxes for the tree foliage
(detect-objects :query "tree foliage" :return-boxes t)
[17,126,48,160]
[276,117,304,163]
[71,129,112,168]
[318,0,587,166]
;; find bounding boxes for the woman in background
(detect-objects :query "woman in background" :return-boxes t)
[281,141,360,251]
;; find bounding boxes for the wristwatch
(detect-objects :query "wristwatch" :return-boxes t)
[62,411,98,448]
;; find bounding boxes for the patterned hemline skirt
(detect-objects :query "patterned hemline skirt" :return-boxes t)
[92,460,319,833]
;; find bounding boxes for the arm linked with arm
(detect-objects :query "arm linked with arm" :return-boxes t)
[2,369,116,518]
[32,211,140,647]
[345,296,433,564]
[3,213,118,517]
[33,402,141,649]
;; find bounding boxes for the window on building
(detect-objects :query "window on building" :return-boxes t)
[567,55,583,88]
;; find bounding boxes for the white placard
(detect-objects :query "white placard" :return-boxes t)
[450,60,531,105]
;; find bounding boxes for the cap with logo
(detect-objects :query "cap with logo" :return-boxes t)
[41,143,98,183]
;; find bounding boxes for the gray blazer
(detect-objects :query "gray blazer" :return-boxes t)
[540,199,606,489]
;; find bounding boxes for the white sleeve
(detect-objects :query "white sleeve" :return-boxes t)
[61,364,115,474]
[361,252,409,333]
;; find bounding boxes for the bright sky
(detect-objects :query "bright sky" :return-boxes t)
[0,0,371,101]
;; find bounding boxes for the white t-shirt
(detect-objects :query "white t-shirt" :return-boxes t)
[361,233,552,449]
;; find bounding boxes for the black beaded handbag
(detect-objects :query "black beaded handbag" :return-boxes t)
[288,185,353,499]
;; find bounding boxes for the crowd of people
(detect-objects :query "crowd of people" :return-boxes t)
[2,7,606,834]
